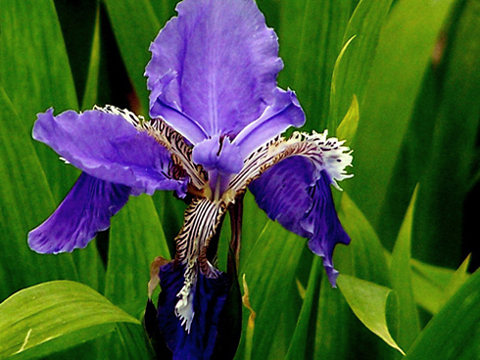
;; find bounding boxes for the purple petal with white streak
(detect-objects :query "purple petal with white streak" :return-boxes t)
[233,89,305,158]
[249,156,350,286]
[28,173,130,254]
[146,0,302,146]
[157,262,229,360]
[33,108,187,196]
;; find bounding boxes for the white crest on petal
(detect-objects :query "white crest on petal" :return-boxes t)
[227,130,353,198]
[94,104,146,127]
[298,130,353,190]
[94,104,207,191]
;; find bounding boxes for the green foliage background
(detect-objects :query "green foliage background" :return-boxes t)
[1,0,480,359]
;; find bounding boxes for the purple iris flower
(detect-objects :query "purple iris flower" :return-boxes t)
[29,0,353,358]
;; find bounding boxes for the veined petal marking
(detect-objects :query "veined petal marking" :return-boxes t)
[95,105,206,191]
[145,119,207,191]
[173,197,227,332]
[228,130,353,198]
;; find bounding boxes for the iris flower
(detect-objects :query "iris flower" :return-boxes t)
[29,0,352,358]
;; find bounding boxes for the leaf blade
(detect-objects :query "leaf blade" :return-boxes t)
[0,281,139,359]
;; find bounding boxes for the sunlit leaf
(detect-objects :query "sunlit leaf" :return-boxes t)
[0,281,139,359]
[337,274,404,355]
[337,192,390,286]
[336,95,359,143]
[444,255,471,301]
[410,259,456,315]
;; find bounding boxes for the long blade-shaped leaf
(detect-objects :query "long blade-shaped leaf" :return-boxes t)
[345,0,458,231]
[81,6,102,110]
[0,281,139,359]
[390,188,420,351]
[103,0,161,114]
[236,221,305,360]
[328,0,393,131]
[278,0,357,131]
[0,0,79,202]
[337,274,404,355]
[413,0,480,267]
[0,86,77,302]
[405,268,480,359]
[106,195,171,317]
[285,257,322,360]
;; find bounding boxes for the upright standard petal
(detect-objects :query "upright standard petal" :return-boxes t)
[146,0,302,144]
[28,173,130,254]
[157,262,230,360]
[249,132,353,286]
[34,108,187,196]
[232,89,305,159]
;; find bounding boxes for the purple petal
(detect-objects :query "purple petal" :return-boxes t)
[192,136,243,175]
[146,0,302,145]
[33,108,187,196]
[157,262,230,360]
[28,173,130,254]
[249,157,350,286]
[233,89,305,158]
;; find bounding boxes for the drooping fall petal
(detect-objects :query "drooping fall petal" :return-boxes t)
[34,108,187,196]
[249,131,353,286]
[28,173,130,254]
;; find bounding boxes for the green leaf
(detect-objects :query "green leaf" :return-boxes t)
[404,268,480,360]
[81,7,102,110]
[410,259,456,315]
[285,257,322,360]
[0,281,140,359]
[345,0,458,231]
[97,323,155,360]
[238,191,269,273]
[0,86,78,302]
[0,0,79,202]
[444,255,471,301]
[103,0,161,114]
[337,192,390,286]
[241,275,256,360]
[106,194,171,317]
[390,187,420,351]
[313,278,351,359]
[277,0,357,131]
[409,254,471,319]
[330,35,357,133]
[413,0,480,267]
[337,274,405,355]
[328,0,393,130]
[336,95,359,144]
[151,191,187,253]
[236,221,305,360]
